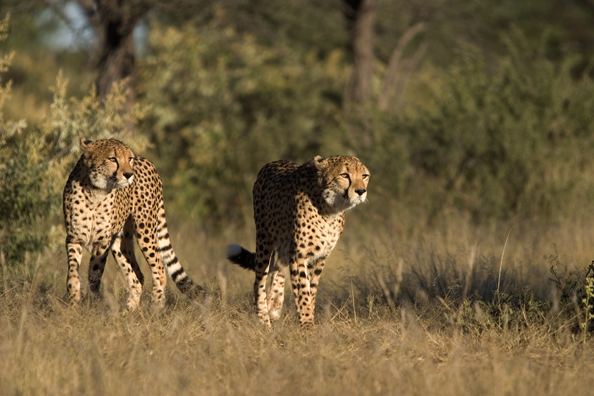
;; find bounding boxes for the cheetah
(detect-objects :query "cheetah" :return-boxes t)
[227,155,370,327]
[63,137,200,309]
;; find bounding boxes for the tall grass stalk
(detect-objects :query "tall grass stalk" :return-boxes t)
[497,227,514,296]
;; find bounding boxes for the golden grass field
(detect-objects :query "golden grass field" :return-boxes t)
[2,210,594,396]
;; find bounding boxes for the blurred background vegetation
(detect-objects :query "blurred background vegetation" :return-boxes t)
[3,0,594,267]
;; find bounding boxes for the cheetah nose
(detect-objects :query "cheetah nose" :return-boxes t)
[124,172,134,180]
[355,188,366,196]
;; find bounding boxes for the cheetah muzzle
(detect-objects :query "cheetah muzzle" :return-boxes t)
[227,155,370,327]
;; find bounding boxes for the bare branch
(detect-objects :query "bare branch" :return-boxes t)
[378,21,426,111]
[390,40,427,111]
[44,1,94,52]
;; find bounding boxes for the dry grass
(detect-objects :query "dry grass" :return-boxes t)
[2,212,594,396]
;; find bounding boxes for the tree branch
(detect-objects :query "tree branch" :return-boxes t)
[45,1,94,51]
[378,21,426,111]
[390,40,427,111]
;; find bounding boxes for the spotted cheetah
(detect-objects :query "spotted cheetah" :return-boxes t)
[227,155,370,327]
[63,138,200,309]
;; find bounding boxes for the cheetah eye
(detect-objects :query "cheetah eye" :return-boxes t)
[129,157,134,164]
[362,174,369,180]
[108,157,117,163]
[340,173,349,179]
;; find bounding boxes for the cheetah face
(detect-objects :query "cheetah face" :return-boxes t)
[315,156,370,212]
[80,138,136,191]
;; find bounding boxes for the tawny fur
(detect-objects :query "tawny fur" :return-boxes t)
[227,155,370,327]
[63,138,201,310]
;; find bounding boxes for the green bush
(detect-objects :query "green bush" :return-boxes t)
[138,22,352,225]
[398,29,594,221]
[0,130,52,265]
[0,15,49,265]
[139,22,594,227]
[0,13,147,266]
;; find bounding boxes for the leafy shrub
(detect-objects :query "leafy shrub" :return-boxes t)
[139,22,594,227]
[138,21,352,225]
[0,13,146,266]
[398,29,594,221]
[0,15,49,265]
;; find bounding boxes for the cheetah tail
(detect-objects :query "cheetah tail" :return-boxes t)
[157,207,205,297]
[226,244,256,271]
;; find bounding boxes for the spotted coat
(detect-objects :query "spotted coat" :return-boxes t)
[63,138,200,309]
[227,155,370,327]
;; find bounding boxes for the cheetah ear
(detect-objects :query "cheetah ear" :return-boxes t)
[80,137,93,152]
[313,155,329,173]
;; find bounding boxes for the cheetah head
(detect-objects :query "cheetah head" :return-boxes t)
[80,138,135,191]
[314,155,370,212]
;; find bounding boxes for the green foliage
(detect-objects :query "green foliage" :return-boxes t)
[38,72,149,165]
[0,134,53,264]
[139,21,350,224]
[398,29,594,221]
[139,20,594,226]
[0,13,147,266]
[0,14,49,265]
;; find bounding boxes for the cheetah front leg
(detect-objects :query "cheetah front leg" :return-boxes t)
[289,257,314,327]
[307,256,327,310]
[66,238,84,304]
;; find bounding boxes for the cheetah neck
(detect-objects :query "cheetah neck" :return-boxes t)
[307,185,346,218]
[319,203,348,218]
[81,174,113,205]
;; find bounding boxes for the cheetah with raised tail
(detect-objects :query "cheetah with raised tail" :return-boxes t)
[63,138,201,309]
[227,155,370,327]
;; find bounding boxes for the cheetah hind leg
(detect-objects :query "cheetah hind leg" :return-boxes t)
[267,264,285,321]
[253,243,275,327]
[111,218,145,311]
[87,242,111,297]
[135,212,167,309]
[227,242,275,326]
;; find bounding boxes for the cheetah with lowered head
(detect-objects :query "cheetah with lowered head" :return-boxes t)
[227,155,370,327]
[63,138,200,309]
